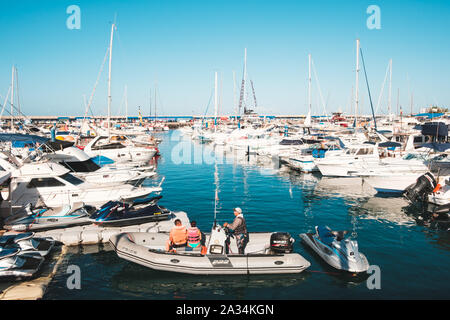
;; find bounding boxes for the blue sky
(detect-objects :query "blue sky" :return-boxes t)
[0,0,449,116]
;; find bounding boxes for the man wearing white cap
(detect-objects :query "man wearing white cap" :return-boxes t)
[223,207,249,254]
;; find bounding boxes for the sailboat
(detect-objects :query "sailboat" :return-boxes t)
[82,23,158,164]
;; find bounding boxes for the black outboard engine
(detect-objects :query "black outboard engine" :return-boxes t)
[403,172,437,203]
[270,232,294,253]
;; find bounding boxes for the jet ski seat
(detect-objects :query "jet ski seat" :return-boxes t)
[316,226,336,245]
[0,248,20,260]
[331,230,348,241]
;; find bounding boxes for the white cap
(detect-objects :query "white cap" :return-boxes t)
[234,207,242,214]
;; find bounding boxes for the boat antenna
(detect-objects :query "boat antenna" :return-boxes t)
[213,162,219,228]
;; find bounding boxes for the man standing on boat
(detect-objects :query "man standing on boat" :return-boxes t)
[223,207,249,254]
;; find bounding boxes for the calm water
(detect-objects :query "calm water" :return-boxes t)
[44,131,450,300]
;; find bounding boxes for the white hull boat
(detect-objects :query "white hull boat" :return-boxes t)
[110,226,310,275]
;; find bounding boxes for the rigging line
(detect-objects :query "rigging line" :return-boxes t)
[115,86,126,117]
[0,86,12,119]
[15,68,21,116]
[4,99,34,133]
[311,59,328,117]
[375,62,390,115]
[359,47,377,131]
[79,46,110,136]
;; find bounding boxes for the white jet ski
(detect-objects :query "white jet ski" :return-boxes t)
[299,226,369,273]
[110,224,311,275]
[0,232,55,257]
[0,247,45,279]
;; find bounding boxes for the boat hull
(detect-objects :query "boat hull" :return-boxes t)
[110,232,310,275]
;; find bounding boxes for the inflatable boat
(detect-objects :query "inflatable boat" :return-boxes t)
[110,225,310,275]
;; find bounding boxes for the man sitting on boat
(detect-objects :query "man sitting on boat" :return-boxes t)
[223,207,249,254]
[165,219,187,252]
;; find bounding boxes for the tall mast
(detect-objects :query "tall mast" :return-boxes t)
[238,48,247,115]
[154,82,157,123]
[233,70,237,117]
[149,88,152,120]
[214,71,218,131]
[308,53,312,116]
[107,23,115,139]
[10,66,14,131]
[124,85,128,122]
[354,39,360,126]
[243,48,247,114]
[388,59,392,116]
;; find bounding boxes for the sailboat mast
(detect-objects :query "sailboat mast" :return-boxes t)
[154,82,157,123]
[107,23,115,139]
[10,66,14,131]
[214,71,218,131]
[125,85,128,122]
[233,70,237,118]
[388,59,392,116]
[308,54,312,115]
[243,48,247,114]
[354,39,360,126]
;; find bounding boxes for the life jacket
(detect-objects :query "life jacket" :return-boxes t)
[170,225,187,245]
[187,227,201,244]
[233,215,248,235]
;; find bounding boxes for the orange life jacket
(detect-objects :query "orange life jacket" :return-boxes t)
[170,225,187,245]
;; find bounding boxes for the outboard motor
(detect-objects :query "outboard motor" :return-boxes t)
[270,232,294,253]
[403,172,437,203]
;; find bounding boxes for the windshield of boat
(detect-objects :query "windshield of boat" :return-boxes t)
[61,159,101,173]
[403,153,428,161]
[60,173,84,186]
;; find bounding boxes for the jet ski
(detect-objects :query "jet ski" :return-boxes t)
[0,232,55,257]
[3,202,96,232]
[89,195,171,227]
[0,247,45,279]
[299,226,369,273]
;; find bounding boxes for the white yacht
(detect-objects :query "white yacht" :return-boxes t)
[314,144,380,177]
[0,153,161,208]
[40,145,156,186]
[83,135,157,164]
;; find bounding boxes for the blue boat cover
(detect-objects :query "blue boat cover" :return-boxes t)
[91,155,115,166]
[0,133,48,144]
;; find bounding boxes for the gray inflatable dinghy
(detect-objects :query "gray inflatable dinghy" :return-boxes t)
[110,224,310,275]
